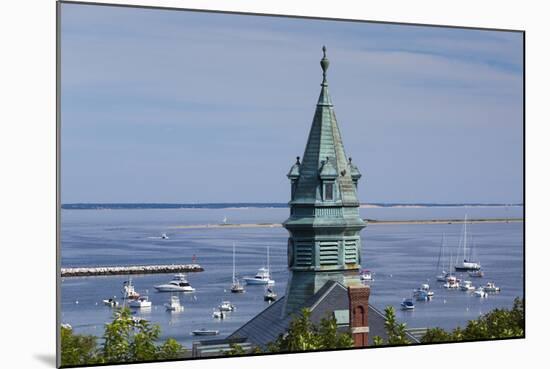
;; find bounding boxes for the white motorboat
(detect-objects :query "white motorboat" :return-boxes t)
[474,287,488,298]
[436,272,449,282]
[243,247,275,285]
[460,280,475,291]
[122,278,140,300]
[264,286,277,302]
[212,310,226,319]
[454,215,482,271]
[161,233,169,239]
[154,274,196,292]
[128,296,152,309]
[192,329,219,336]
[164,295,184,312]
[230,243,245,293]
[413,284,434,299]
[218,301,236,312]
[401,298,415,310]
[103,297,120,307]
[360,269,374,282]
[483,282,501,293]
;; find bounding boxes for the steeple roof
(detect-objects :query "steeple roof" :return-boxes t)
[291,47,360,206]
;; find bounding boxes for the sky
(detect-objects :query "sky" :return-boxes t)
[60,3,523,204]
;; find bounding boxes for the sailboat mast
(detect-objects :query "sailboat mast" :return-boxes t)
[267,246,270,274]
[463,214,468,260]
[232,242,236,283]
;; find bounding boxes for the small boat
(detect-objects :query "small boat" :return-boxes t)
[230,243,245,293]
[161,233,169,239]
[154,274,196,292]
[415,290,430,301]
[401,298,415,310]
[212,310,226,319]
[122,278,140,300]
[468,270,485,278]
[436,272,449,282]
[483,282,501,293]
[413,284,434,298]
[474,287,488,298]
[243,247,275,285]
[443,275,460,289]
[460,280,475,292]
[264,286,277,302]
[360,269,374,282]
[164,295,184,312]
[103,297,120,307]
[128,296,152,309]
[192,329,219,336]
[218,301,236,312]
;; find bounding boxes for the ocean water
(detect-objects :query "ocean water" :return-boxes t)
[60,206,523,347]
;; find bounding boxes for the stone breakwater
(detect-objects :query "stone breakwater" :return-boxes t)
[61,264,204,277]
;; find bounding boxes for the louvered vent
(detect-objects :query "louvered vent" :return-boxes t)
[344,239,358,264]
[319,241,339,265]
[295,241,313,267]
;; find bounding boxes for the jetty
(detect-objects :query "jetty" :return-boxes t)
[61,263,204,277]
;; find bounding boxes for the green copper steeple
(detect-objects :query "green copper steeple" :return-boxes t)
[282,47,367,315]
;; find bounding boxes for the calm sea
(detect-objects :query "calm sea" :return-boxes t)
[60,205,523,347]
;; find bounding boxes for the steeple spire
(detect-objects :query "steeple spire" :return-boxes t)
[320,45,329,86]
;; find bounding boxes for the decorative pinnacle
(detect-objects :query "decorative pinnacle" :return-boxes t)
[296,156,301,165]
[320,45,330,85]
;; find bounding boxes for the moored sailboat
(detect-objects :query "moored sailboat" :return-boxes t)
[454,214,481,272]
[230,243,245,293]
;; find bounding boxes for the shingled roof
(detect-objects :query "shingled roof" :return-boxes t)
[227,281,419,349]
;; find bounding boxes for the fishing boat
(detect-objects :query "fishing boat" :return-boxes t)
[459,280,475,292]
[483,282,501,293]
[103,297,120,307]
[243,247,275,285]
[192,329,219,336]
[122,278,140,300]
[474,287,488,298]
[264,286,277,302]
[218,301,236,312]
[401,298,415,310]
[360,269,374,282]
[154,274,196,292]
[454,215,482,271]
[164,295,184,312]
[230,243,245,293]
[128,296,152,309]
[443,275,460,289]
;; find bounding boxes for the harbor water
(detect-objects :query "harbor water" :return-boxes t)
[60,205,523,348]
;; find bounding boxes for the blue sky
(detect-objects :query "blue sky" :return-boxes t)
[60,3,523,204]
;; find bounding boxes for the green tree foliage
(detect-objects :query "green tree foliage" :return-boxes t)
[60,326,101,366]
[267,308,354,353]
[61,307,185,366]
[380,306,411,345]
[422,298,524,343]
[225,343,246,356]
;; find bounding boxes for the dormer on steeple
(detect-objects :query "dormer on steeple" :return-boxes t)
[287,156,301,200]
[348,157,362,189]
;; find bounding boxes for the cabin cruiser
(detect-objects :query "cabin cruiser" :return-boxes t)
[243,267,274,285]
[413,284,434,298]
[455,260,482,272]
[483,282,501,293]
[360,269,374,282]
[212,310,226,319]
[154,274,196,292]
[218,301,236,312]
[401,298,415,310]
[128,296,152,309]
[474,287,488,298]
[460,280,475,292]
[165,295,184,312]
[468,270,484,278]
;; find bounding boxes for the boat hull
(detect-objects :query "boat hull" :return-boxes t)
[243,278,274,285]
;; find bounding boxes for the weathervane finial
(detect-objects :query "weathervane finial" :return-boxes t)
[320,46,330,85]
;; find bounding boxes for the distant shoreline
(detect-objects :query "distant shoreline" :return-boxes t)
[61,202,524,210]
[172,218,523,229]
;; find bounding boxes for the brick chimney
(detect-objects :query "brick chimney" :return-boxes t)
[348,285,370,347]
